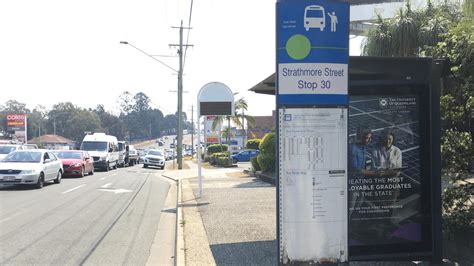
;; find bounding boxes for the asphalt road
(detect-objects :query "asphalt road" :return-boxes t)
[0,164,170,265]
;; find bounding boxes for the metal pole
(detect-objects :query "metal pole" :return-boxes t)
[191,105,194,157]
[197,105,202,197]
[177,20,183,170]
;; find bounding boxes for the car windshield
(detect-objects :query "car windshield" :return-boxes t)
[56,151,82,159]
[0,146,17,154]
[148,150,163,156]
[81,141,107,151]
[3,151,42,163]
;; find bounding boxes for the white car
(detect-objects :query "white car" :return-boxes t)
[143,149,165,169]
[0,144,26,161]
[0,150,63,189]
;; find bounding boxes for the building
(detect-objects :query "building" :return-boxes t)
[28,134,76,150]
[247,111,275,140]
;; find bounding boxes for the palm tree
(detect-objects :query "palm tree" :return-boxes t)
[363,1,455,57]
[210,97,255,148]
[233,97,255,147]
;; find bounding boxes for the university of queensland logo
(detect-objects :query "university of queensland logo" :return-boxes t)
[379,98,389,108]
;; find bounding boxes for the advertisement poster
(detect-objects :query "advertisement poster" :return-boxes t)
[348,95,421,246]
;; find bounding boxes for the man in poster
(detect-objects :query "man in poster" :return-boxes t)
[348,95,422,247]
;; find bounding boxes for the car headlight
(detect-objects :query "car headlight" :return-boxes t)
[99,156,106,161]
[21,170,37,174]
[71,163,81,167]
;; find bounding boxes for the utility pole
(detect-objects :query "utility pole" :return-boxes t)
[170,20,192,170]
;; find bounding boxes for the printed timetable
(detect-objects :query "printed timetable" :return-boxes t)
[279,108,348,261]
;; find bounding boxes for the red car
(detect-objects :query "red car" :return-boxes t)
[55,150,94,177]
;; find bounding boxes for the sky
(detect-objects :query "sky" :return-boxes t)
[0,0,363,117]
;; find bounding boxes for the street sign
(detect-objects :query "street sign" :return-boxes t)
[198,82,234,116]
[197,82,234,197]
[276,0,349,264]
[277,0,349,106]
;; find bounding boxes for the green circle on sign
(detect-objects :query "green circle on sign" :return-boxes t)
[286,34,311,60]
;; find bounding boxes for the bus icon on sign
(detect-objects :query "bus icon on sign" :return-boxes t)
[304,5,325,31]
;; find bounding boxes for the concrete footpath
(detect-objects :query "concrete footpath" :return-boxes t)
[163,160,277,265]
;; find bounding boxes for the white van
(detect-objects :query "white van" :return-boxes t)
[80,133,119,171]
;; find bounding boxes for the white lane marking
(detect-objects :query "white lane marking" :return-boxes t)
[100,178,106,180]
[98,188,133,194]
[62,184,87,194]
[0,212,23,223]
[100,183,112,189]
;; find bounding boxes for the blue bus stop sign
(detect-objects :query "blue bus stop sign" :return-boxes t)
[277,0,349,106]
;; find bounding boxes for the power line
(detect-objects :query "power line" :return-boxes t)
[183,0,194,71]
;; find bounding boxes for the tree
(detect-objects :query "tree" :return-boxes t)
[363,0,473,233]
[211,97,255,146]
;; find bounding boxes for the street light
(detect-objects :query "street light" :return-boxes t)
[120,41,184,169]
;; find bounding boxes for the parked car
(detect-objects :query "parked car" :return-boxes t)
[230,149,260,163]
[143,149,165,169]
[0,144,26,161]
[54,150,94,177]
[22,144,39,150]
[0,150,63,188]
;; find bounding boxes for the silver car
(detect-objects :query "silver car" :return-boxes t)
[143,149,165,169]
[0,150,63,189]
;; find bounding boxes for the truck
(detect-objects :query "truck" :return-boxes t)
[128,145,139,166]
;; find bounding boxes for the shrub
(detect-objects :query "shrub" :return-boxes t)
[216,156,232,167]
[246,139,261,150]
[207,144,228,155]
[251,156,261,171]
[209,152,229,165]
[259,133,276,155]
[257,154,275,172]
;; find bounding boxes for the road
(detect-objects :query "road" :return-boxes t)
[0,164,171,265]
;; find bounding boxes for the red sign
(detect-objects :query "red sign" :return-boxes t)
[6,114,26,126]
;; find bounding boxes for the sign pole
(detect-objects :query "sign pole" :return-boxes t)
[197,103,202,198]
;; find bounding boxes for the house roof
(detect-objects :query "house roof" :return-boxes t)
[29,134,75,144]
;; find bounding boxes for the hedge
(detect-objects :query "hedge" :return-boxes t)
[256,133,276,172]
[246,139,261,150]
[251,156,261,171]
[207,144,228,155]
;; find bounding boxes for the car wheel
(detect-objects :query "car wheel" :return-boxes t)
[88,167,94,175]
[105,162,110,172]
[233,158,237,164]
[80,166,85,178]
[36,173,44,189]
[54,170,62,184]
[143,164,148,168]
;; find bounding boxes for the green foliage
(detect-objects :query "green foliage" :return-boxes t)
[251,156,261,171]
[207,144,228,155]
[257,154,275,172]
[441,129,473,173]
[364,0,474,234]
[216,156,232,167]
[259,133,276,155]
[208,152,229,165]
[257,133,276,173]
[442,185,474,234]
[246,139,261,150]
[1,91,189,144]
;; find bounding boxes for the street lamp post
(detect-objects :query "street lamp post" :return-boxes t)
[120,40,184,169]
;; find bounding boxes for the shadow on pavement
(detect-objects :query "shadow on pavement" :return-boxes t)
[210,240,277,265]
[179,202,210,208]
